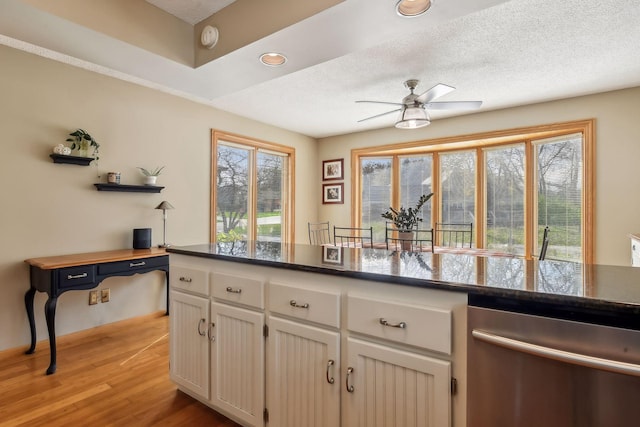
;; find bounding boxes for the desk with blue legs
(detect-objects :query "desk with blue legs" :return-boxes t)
[24,248,169,375]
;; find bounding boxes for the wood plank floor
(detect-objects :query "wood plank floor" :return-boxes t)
[0,312,240,426]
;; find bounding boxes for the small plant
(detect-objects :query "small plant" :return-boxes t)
[66,128,100,159]
[137,166,165,176]
[381,193,433,230]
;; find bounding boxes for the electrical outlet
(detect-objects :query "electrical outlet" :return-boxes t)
[101,288,110,303]
[89,290,98,305]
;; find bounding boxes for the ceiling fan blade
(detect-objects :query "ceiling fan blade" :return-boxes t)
[357,108,402,123]
[416,83,456,104]
[356,100,404,107]
[425,100,483,110]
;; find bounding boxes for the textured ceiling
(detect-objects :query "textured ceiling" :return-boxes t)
[2,0,640,139]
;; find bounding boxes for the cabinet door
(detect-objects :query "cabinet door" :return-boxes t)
[169,290,210,399]
[343,338,451,427]
[210,302,265,427]
[267,316,340,427]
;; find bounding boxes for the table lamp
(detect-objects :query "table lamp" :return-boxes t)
[155,201,174,248]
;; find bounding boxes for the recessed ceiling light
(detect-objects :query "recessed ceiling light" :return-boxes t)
[396,0,433,17]
[260,53,287,67]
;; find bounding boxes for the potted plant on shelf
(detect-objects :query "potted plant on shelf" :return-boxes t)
[66,129,100,160]
[137,166,165,186]
[381,192,433,250]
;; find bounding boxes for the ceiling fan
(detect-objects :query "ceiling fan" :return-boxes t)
[356,79,482,129]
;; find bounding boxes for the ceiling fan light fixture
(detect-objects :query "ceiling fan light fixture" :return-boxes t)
[396,0,432,17]
[260,52,287,67]
[395,106,430,129]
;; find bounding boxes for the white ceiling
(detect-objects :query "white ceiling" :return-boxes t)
[145,0,237,25]
[2,0,640,139]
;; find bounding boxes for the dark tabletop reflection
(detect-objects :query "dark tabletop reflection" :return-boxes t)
[169,241,640,309]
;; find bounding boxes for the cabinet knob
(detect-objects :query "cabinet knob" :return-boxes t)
[379,318,407,329]
[326,359,335,384]
[226,286,242,294]
[197,318,206,336]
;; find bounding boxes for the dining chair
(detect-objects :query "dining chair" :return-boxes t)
[539,226,550,260]
[308,221,331,245]
[435,222,473,248]
[333,226,373,248]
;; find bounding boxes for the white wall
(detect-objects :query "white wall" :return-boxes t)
[318,86,640,267]
[0,44,316,351]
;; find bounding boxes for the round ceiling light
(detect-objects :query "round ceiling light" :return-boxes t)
[259,52,287,67]
[396,0,433,17]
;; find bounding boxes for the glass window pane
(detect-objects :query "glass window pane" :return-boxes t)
[361,158,392,241]
[216,144,250,241]
[399,155,433,227]
[439,151,476,244]
[257,151,284,242]
[485,145,525,255]
[536,134,583,261]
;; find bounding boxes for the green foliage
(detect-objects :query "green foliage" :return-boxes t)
[381,193,433,231]
[216,229,244,242]
[66,128,99,159]
[137,166,165,176]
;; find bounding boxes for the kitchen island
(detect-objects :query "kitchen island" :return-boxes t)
[166,241,640,427]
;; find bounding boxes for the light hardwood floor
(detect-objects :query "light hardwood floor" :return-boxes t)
[0,312,240,426]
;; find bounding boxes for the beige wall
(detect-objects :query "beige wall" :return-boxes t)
[21,0,194,65]
[318,86,640,267]
[0,44,316,351]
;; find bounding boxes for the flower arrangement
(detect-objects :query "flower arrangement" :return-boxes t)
[381,193,433,231]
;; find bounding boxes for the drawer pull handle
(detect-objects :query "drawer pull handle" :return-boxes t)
[346,367,355,393]
[226,287,242,294]
[179,277,192,283]
[67,273,88,280]
[197,318,206,336]
[379,318,407,329]
[290,300,310,309]
[130,261,146,267]
[208,322,215,342]
[326,359,335,384]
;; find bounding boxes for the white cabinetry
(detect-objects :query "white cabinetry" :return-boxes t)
[343,294,454,427]
[267,282,341,427]
[169,255,467,427]
[210,272,265,427]
[169,265,210,400]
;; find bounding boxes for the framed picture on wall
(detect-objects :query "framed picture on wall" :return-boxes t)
[322,183,344,204]
[322,158,343,181]
[322,245,343,265]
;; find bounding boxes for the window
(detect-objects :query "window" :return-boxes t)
[484,144,525,255]
[352,120,594,262]
[212,131,294,244]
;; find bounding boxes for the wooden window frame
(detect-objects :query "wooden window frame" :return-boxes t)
[211,130,295,244]
[351,119,595,263]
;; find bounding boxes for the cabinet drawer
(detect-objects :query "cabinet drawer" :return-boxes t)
[58,265,96,289]
[170,265,209,296]
[270,282,340,328]
[347,295,451,354]
[211,272,264,309]
[98,255,168,275]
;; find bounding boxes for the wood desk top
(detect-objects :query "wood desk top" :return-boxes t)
[25,248,167,270]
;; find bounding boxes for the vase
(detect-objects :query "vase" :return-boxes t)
[398,231,414,251]
[144,176,157,186]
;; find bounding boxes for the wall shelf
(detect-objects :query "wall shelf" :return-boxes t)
[50,154,93,166]
[94,183,164,193]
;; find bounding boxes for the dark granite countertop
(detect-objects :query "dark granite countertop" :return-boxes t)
[168,242,640,329]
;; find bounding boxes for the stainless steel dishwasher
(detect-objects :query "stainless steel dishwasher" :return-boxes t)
[467,298,640,427]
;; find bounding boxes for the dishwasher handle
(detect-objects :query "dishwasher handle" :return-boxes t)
[472,329,640,378]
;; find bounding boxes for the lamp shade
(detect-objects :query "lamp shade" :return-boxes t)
[395,106,430,129]
[155,201,174,210]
